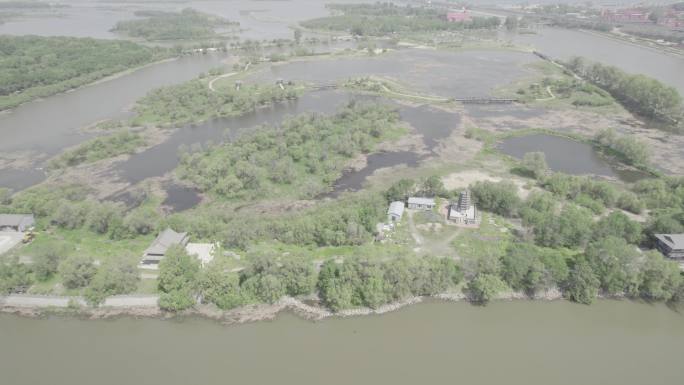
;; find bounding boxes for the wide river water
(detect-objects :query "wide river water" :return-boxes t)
[1,300,683,385]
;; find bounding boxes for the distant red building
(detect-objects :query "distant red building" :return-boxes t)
[601,8,651,23]
[447,9,471,23]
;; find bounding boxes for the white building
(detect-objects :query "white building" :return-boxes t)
[186,243,216,267]
[387,201,405,223]
[407,197,435,210]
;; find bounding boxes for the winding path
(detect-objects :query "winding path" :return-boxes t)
[535,85,556,101]
[208,72,238,92]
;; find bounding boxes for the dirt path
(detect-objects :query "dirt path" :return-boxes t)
[380,84,450,102]
[406,210,423,246]
[536,85,555,101]
[208,72,238,92]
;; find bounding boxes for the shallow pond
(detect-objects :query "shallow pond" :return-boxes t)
[250,49,540,98]
[1,300,683,385]
[162,183,202,212]
[498,133,649,182]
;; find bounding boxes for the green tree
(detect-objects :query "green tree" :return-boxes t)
[563,258,600,304]
[242,274,285,304]
[470,181,521,217]
[0,257,33,294]
[86,201,123,235]
[385,178,415,202]
[158,245,200,311]
[420,175,446,197]
[32,242,70,281]
[593,211,642,244]
[639,250,682,301]
[59,255,97,289]
[84,259,139,305]
[501,243,546,294]
[586,237,642,296]
[200,262,245,310]
[521,151,548,179]
[466,273,508,304]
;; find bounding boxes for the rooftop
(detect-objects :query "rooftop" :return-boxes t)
[388,201,405,216]
[408,197,435,205]
[0,214,35,228]
[144,228,189,256]
[655,234,684,250]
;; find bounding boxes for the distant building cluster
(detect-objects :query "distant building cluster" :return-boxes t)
[659,8,684,31]
[601,8,651,23]
[601,6,684,31]
[446,8,471,23]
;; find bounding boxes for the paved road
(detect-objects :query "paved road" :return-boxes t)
[0,231,23,255]
[0,295,159,308]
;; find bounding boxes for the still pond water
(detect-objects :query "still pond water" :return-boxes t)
[499,134,650,182]
[1,300,683,385]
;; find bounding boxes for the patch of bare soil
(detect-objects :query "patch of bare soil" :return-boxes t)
[442,170,538,199]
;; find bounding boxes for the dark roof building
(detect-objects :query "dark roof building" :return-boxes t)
[0,214,35,232]
[654,234,684,260]
[141,228,190,265]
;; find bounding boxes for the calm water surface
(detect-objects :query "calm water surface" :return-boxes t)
[511,28,684,94]
[1,300,683,385]
[499,134,650,182]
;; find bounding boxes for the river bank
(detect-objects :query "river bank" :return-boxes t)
[0,288,567,324]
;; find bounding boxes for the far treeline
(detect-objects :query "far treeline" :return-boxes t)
[111,8,239,41]
[301,3,501,36]
[0,35,169,111]
[565,57,683,131]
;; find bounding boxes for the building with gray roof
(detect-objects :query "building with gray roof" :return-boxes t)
[0,214,35,232]
[654,234,684,261]
[141,228,190,265]
[387,201,405,223]
[407,197,435,210]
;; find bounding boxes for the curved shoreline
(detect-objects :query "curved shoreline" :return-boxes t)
[0,56,180,114]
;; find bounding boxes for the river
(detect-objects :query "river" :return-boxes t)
[0,300,683,385]
[510,28,684,95]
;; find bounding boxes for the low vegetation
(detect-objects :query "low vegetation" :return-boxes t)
[516,77,613,107]
[566,57,683,130]
[177,102,404,200]
[133,77,300,126]
[301,3,500,36]
[112,8,238,41]
[0,35,168,110]
[49,130,146,169]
